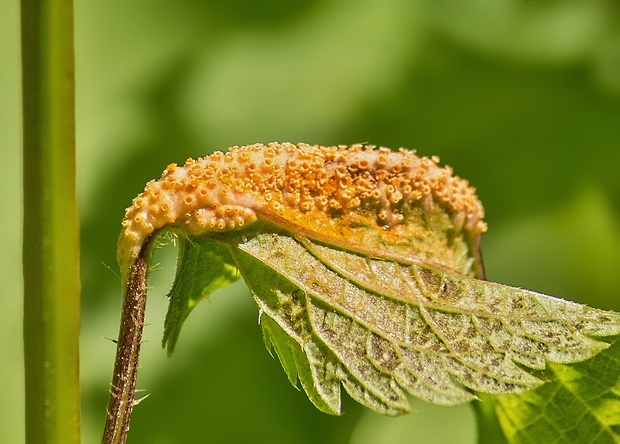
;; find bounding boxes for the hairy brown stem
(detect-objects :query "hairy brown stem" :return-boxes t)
[103,253,149,444]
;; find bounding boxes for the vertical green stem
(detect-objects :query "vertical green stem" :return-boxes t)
[21,1,80,443]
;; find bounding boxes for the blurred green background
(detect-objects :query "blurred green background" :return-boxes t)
[3,0,620,442]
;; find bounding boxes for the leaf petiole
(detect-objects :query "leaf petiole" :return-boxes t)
[103,251,149,444]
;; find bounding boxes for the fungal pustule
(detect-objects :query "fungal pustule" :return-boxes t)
[118,142,487,281]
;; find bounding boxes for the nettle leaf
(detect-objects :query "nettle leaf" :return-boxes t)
[162,235,239,355]
[223,227,620,415]
[492,335,620,443]
[113,142,620,441]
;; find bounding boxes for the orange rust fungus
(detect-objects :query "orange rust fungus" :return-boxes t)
[118,142,486,274]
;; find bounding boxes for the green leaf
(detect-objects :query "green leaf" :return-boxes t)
[492,335,620,443]
[162,234,240,355]
[261,315,342,415]
[222,227,620,415]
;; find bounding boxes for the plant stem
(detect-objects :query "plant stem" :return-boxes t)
[103,253,150,444]
[21,0,80,443]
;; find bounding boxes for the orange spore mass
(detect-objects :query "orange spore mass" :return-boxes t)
[118,142,486,275]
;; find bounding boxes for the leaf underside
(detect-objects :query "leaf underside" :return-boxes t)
[222,229,620,416]
[161,226,620,418]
